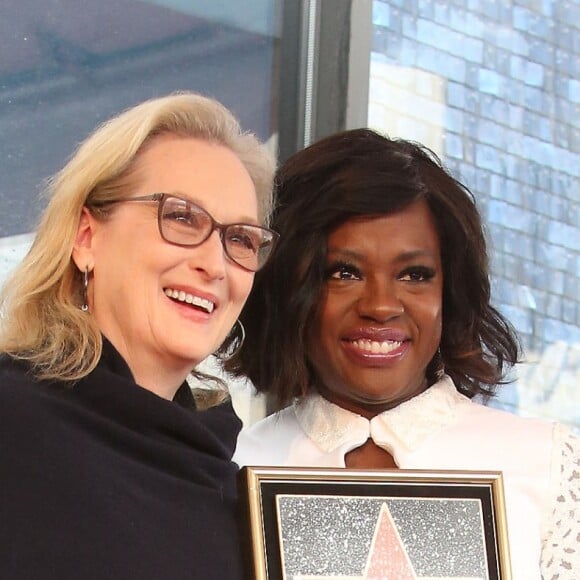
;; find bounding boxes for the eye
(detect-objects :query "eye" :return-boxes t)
[226,226,261,253]
[164,205,207,230]
[167,209,194,224]
[398,266,436,282]
[325,261,362,281]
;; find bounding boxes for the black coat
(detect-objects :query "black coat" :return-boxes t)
[0,341,244,579]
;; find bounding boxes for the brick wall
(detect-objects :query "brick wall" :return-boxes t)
[369,0,579,426]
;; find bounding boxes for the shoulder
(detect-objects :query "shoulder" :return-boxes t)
[418,380,562,473]
[234,405,303,467]
[456,400,566,470]
[0,354,49,406]
[405,378,557,450]
[0,354,70,459]
[458,396,558,440]
[0,353,31,380]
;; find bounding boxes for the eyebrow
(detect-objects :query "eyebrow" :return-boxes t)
[326,248,365,261]
[327,248,438,262]
[169,190,260,225]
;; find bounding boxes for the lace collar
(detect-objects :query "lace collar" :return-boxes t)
[294,377,468,456]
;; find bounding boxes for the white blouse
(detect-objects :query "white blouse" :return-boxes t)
[234,377,579,579]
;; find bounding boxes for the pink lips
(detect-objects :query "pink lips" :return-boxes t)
[341,327,410,365]
[344,327,408,343]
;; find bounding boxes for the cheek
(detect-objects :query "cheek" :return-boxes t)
[230,270,255,303]
[420,298,443,341]
[316,290,343,331]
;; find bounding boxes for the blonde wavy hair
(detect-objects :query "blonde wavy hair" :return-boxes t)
[0,92,276,395]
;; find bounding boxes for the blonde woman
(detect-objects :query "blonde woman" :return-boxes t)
[0,93,277,579]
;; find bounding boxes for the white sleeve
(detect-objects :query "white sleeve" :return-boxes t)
[540,423,579,579]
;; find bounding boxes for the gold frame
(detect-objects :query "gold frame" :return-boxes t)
[239,467,512,580]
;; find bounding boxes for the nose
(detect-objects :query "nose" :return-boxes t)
[187,229,227,280]
[357,276,404,322]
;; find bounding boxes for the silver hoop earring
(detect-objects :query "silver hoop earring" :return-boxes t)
[81,267,90,312]
[214,320,245,362]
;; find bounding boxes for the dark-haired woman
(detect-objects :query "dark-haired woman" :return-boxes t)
[229,129,578,579]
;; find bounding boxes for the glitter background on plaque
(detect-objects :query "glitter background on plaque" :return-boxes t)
[276,495,488,578]
[277,496,380,576]
[388,498,488,578]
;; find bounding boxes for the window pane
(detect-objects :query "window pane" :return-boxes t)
[0,0,282,276]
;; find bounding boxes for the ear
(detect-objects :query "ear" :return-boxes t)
[72,207,97,272]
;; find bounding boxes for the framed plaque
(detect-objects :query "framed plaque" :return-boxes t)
[238,467,512,580]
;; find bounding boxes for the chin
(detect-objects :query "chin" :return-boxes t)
[357,397,394,408]
[350,389,412,409]
[165,330,219,358]
[163,344,211,369]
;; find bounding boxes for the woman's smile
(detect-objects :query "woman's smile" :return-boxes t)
[340,326,409,364]
[342,336,409,363]
[163,288,215,313]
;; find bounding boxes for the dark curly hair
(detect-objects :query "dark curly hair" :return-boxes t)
[225,129,520,409]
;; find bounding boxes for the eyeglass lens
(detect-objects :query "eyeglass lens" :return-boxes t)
[159,196,274,271]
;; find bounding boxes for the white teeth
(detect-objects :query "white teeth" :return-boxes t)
[164,288,215,313]
[351,339,402,354]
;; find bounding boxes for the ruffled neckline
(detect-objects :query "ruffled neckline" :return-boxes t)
[294,377,468,459]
